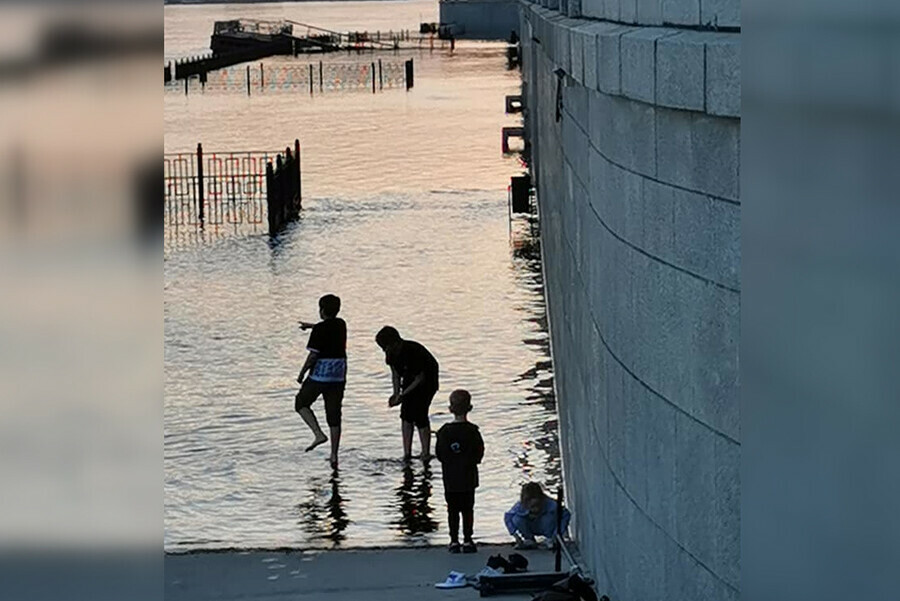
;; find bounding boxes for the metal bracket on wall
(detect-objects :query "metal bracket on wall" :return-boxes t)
[554,68,565,122]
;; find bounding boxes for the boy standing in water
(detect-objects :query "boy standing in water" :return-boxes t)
[375,326,440,461]
[296,294,347,469]
[436,390,484,553]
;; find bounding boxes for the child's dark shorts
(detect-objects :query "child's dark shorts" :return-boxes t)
[400,387,437,429]
[295,379,345,427]
[444,490,475,513]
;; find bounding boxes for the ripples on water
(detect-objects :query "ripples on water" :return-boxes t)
[165,1,557,550]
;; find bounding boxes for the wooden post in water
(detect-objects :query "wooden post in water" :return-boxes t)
[260,63,264,89]
[309,64,314,95]
[371,62,376,93]
[196,143,205,226]
[246,65,250,96]
[405,58,414,90]
[184,76,188,96]
[378,58,383,89]
[319,61,323,92]
[295,139,302,211]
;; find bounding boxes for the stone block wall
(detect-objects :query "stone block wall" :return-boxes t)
[519,2,740,600]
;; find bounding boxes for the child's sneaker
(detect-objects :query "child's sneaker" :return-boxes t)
[462,540,477,554]
[448,541,461,554]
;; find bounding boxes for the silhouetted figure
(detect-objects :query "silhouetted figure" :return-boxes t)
[436,390,484,553]
[296,294,347,468]
[509,30,519,45]
[376,326,440,461]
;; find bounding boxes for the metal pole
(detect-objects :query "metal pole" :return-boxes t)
[555,486,563,572]
[196,143,205,226]
[266,161,275,235]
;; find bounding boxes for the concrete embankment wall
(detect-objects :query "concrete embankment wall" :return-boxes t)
[439,0,520,40]
[519,2,740,600]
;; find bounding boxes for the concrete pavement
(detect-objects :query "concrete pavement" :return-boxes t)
[165,544,562,600]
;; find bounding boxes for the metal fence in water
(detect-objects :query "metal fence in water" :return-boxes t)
[165,60,409,95]
[165,147,272,228]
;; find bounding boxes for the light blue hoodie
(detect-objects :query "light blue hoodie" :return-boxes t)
[504,497,571,538]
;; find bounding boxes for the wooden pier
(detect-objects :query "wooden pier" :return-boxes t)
[167,19,435,83]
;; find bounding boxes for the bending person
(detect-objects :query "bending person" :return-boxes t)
[504,482,571,549]
[375,326,439,461]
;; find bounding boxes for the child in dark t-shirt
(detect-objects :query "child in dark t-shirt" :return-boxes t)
[296,294,347,469]
[436,389,484,554]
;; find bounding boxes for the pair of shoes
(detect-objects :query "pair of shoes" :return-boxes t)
[462,540,477,554]
[448,541,461,554]
[487,553,529,574]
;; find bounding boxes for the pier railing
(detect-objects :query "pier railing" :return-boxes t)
[164,140,302,235]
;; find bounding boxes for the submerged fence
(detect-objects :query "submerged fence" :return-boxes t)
[166,59,413,95]
[164,140,301,235]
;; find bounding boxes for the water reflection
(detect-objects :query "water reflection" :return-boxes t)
[509,220,561,491]
[392,463,438,541]
[296,470,350,546]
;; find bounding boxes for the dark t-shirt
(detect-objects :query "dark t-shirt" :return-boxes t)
[386,340,439,393]
[307,318,347,383]
[436,421,484,492]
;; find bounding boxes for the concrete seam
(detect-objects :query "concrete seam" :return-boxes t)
[550,237,740,593]
[653,34,658,106]
[535,12,741,117]
[654,86,660,177]
[703,39,708,113]
[558,223,740,442]
[565,146,739,292]
[617,28,624,93]
[558,113,740,292]
[588,169,739,293]
[562,103,740,206]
